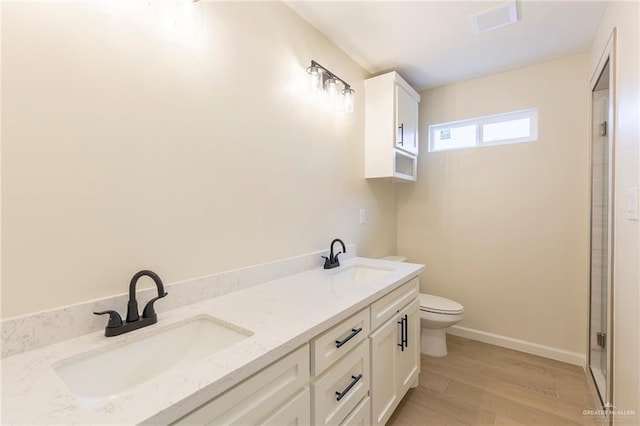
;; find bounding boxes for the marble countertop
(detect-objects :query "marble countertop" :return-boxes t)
[1,257,424,425]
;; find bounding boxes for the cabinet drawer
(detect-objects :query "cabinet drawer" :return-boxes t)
[311,308,370,376]
[311,340,370,426]
[370,278,419,330]
[340,396,370,426]
[260,387,310,426]
[173,345,309,425]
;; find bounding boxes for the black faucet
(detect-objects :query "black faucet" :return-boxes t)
[94,270,168,337]
[323,238,346,269]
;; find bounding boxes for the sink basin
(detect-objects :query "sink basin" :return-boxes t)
[54,315,252,403]
[329,265,392,283]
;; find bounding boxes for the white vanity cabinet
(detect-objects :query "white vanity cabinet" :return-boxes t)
[369,278,421,426]
[172,278,420,426]
[172,345,310,425]
[365,71,421,182]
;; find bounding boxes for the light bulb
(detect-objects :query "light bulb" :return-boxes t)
[326,77,339,104]
[342,87,354,113]
[306,65,324,94]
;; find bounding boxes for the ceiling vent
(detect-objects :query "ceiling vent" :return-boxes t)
[470,0,519,34]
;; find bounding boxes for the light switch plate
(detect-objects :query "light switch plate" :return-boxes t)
[359,208,366,224]
[626,187,639,221]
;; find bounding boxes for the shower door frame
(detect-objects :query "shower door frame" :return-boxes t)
[587,28,616,412]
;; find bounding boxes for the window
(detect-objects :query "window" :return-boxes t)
[428,108,538,152]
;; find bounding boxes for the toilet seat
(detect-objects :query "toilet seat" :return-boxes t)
[419,294,464,315]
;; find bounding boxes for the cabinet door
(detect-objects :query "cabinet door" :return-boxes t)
[396,298,420,396]
[395,85,419,155]
[369,316,401,426]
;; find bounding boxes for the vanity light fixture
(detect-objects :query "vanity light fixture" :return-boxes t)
[306,60,355,113]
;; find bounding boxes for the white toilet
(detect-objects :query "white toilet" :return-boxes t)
[419,294,464,357]
[380,255,464,357]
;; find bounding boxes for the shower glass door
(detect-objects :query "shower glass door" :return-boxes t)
[589,59,612,404]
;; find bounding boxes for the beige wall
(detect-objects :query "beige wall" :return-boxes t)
[1,1,397,318]
[590,0,640,416]
[397,54,590,355]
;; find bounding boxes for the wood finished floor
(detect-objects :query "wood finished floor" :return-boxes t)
[387,335,602,426]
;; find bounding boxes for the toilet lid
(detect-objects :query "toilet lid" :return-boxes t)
[380,256,407,262]
[420,294,464,314]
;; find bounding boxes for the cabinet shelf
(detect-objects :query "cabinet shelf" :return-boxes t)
[393,149,417,181]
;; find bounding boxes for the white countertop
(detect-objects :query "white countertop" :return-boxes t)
[1,257,424,425]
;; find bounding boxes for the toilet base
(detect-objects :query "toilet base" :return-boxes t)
[420,327,449,357]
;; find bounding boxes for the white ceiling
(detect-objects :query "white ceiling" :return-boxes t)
[286,1,607,90]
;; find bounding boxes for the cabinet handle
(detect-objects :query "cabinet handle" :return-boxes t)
[397,318,405,351]
[403,314,408,348]
[398,123,404,145]
[335,327,363,349]
[335,374,363,401]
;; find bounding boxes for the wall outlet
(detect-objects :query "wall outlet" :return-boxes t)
[359,208,366,224]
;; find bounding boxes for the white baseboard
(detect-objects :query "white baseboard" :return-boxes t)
[447,325,586,367]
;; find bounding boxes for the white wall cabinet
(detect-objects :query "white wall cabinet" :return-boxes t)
[369,280,421,426]
[365,71,421,182]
